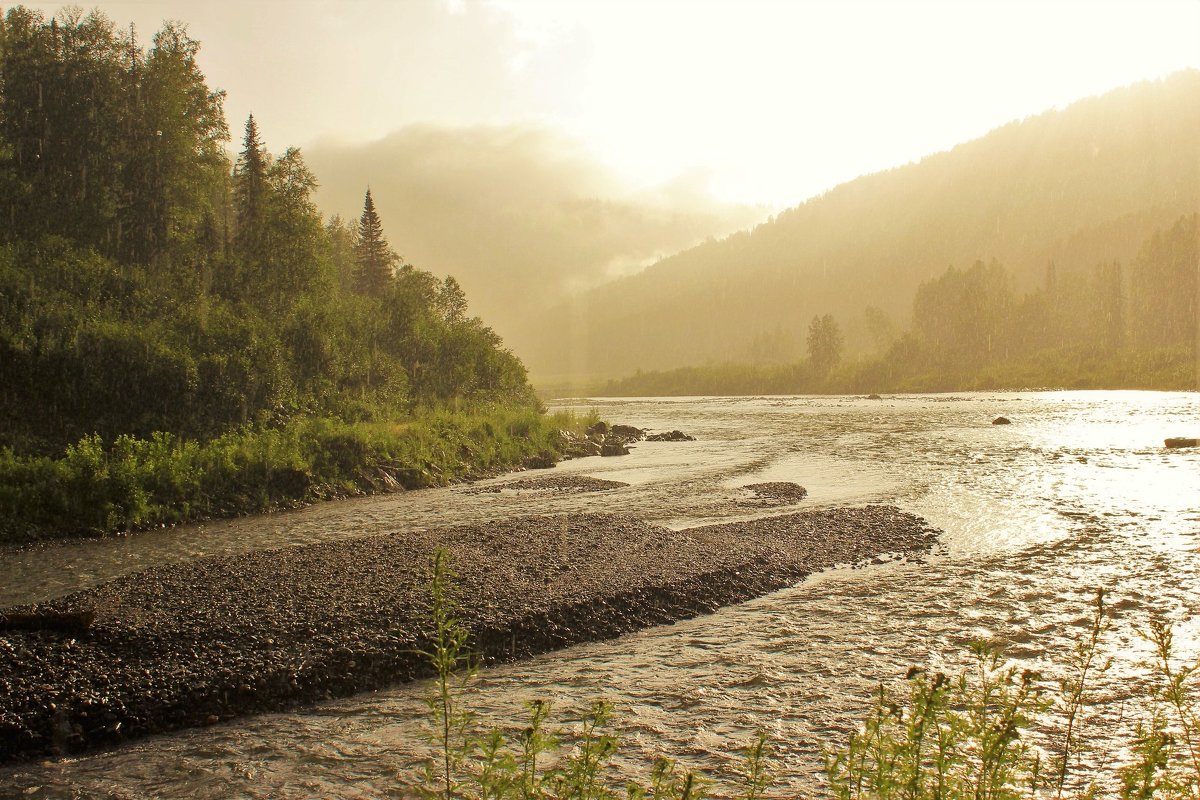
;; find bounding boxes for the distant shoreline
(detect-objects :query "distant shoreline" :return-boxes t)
[0,506,938,763]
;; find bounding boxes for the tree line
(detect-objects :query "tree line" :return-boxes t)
[0,7,536,456]
[605,212,1198,396]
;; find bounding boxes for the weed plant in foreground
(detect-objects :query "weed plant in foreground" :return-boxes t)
[413,559,1200,800]
[824,589,1200,800]
[412,548,772,799]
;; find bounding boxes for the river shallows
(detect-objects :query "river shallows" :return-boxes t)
[1,391,1197,797]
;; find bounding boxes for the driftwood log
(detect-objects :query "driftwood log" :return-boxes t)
[0,609,95,634]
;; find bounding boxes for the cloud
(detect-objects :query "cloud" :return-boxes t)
[305,124,767,341]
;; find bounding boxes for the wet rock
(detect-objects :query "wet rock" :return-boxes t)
[557,429,601,460]
[609,424,645,441]
[600,440,630,456]
[1165,437,1198,448]
[645,430,695,442]
[521,451,557,470]
[992,416,1011,425]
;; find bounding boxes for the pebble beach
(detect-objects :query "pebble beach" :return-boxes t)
[0,504,939,762]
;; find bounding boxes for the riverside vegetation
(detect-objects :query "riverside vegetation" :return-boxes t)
[416,560,1200,799]
[0,7,589,541]
[0,407,592,540]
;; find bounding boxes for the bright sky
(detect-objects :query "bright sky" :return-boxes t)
[17,0,1200,208]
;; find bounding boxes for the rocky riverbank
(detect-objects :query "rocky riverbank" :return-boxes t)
[0,506,939,762]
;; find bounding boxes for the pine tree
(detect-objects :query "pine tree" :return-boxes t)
[354,188,395,296]
[233,114,268,259]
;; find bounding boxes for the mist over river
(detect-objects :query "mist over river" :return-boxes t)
[2,391,1198,798]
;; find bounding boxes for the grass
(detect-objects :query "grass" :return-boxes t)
[0,406,601,541]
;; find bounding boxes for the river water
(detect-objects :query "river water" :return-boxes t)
[2,391,1198,798]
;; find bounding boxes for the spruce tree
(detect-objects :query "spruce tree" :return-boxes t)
[233,114,268,259]
[354,188,395,296]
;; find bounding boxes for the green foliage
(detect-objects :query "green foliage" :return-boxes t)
[233,113,269,262]
[0,408,587,541]
[419,549,479,799]
[912,260,1014,368]
[0,4,546,532]
[826,644,1047,800]
[355,188,397,297]
[1050,589,1113,797]
[0,7,227,264]
[1127,620,1200,798]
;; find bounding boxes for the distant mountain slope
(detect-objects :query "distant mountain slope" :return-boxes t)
[513,71,1200,378]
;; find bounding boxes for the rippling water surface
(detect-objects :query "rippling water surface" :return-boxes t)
[2,391,1198,798]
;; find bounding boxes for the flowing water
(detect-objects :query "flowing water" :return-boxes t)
[2,391,1198,798]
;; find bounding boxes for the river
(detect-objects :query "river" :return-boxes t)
[2,391,1198,798]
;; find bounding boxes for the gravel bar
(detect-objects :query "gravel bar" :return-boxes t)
[0,505,938,762]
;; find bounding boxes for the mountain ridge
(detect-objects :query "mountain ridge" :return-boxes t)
[512,70,1200,379]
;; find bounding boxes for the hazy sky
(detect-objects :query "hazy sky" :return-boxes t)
[16,0,1200,209]
[13,0,1200,340]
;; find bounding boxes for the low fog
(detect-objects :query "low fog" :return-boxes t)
[306,124,766,342]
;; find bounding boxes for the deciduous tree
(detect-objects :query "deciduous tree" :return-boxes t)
[806,314,844,374]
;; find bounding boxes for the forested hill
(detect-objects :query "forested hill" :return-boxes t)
[0,7,535,455]
[513,71,1200,380]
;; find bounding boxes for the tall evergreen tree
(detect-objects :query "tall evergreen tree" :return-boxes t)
[354,188,395,296]
[233,114,268,260]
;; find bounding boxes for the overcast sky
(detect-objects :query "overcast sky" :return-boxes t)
[16,0,1200,210]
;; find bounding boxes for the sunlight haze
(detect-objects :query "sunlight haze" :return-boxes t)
[18,0,1200,209]
[2,1,1200,790]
